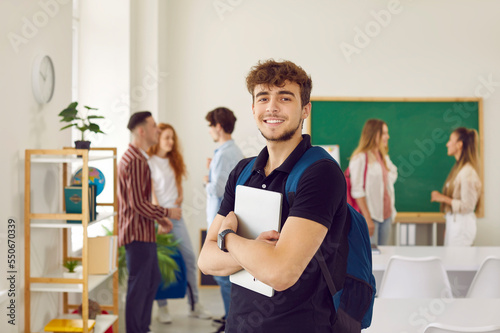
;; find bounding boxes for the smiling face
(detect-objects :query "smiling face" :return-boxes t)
[159,128,175,153]
[252,81,310,143]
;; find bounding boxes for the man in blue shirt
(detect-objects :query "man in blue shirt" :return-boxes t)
[204,107,244,330]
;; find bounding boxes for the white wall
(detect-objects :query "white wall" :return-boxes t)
[161,0,500,247]
[1,1,500,331]
[78,0,130,159]
[0,0,73,331]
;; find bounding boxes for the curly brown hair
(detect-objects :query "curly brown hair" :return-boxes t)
[205,107,237,134]
[147,123,187,187]
[246,59,312,107]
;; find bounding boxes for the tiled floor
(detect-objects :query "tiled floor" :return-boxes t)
[119,287,225,333]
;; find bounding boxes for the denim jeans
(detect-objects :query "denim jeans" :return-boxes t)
[157,217,199,309]
[213,275,231,317]
[371,216,392,245]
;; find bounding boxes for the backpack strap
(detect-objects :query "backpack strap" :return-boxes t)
[236,157,257,187]
[285,146,336,202]
[316,248,338,295]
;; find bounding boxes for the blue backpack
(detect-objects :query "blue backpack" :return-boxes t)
[235,146,376,332]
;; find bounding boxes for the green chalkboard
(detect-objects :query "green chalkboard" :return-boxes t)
[309,98,483,216]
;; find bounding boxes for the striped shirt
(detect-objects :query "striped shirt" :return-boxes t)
[118,144,169,246]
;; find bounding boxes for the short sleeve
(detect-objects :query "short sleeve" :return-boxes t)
[349,153,367,199]
[288,160,346,228]
[217,158,254,217]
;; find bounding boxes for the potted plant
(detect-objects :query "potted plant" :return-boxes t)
[102,226,180,286]
[63,259,80,278]
[58,101,105,149]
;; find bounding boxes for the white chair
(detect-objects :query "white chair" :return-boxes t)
[424,323,500,333]
[378,255,453,298]
[466,256,500,298]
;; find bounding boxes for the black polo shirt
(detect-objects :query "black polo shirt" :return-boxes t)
[218,135,349,333]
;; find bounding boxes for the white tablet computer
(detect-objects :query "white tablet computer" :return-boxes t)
[229,185,282,297]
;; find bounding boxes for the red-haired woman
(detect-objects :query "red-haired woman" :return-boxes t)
[148,123,211,323]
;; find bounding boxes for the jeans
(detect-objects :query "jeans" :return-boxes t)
[371,216,392,245]
[157,217,199,309]
[125,241,161,333]
[213,275,231,317]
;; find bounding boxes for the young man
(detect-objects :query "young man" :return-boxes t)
[203,107,244,330]
[198,60,349,332]
[118,111,181,333]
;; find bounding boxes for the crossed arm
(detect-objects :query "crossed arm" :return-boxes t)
[198,212,327,292]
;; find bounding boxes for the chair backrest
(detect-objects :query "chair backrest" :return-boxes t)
[378,255,453,298]
[466,256,500,298]
[424,323,500,333]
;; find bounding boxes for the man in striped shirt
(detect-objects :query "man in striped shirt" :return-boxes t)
[118,111,181,333]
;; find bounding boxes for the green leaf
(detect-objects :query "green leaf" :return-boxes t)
[58,109,78,119]
[84,105,98,110]
[101,225,180,286]
[88,123,105,134]
[87,115,105,119]
[60,123,77,130]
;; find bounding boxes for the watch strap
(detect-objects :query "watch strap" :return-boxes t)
[219,229,236,252]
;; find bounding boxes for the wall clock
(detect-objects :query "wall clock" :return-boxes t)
[32,54,55,104]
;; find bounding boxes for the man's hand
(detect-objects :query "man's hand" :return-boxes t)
[157,217,173,234]
[256,230,280,246]
[168,207,182,220]
[203,175,209,185]
[219,211,238,234]
[206,157,212,169]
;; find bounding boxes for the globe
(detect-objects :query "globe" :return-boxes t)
[71,167,106,196]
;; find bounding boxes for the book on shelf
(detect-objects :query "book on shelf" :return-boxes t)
[64,184,96,223]
[44,318,95,332]
[88,236,117,275]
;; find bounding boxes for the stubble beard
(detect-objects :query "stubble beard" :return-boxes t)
[259,119,303,142]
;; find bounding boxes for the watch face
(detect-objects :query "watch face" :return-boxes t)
[217,233,223,250]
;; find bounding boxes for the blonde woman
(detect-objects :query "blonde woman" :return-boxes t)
[431,127,481,246]
[349,119,398,245]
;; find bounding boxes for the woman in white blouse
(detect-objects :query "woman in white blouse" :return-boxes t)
[349,119,398,245]
[147,123,211,323]
[431,127,481,246]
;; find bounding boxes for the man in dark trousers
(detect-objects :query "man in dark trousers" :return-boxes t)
[118,111,181,332]
[198,60,349,332]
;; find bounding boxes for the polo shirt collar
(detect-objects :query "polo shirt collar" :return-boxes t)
[253,134,312,175]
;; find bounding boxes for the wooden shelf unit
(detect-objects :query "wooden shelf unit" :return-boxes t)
[24,147,119,333]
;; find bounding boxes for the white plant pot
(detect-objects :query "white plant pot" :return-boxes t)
[63,271,79,279]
